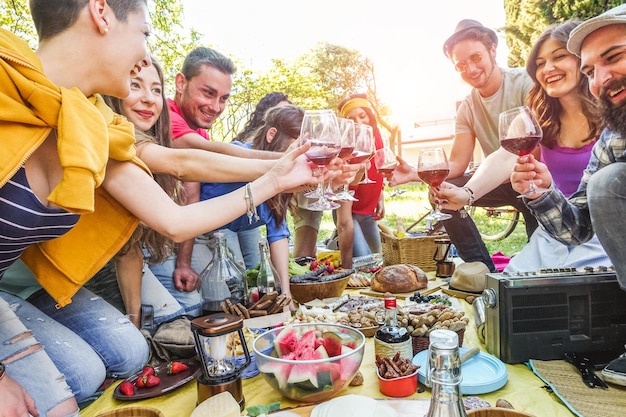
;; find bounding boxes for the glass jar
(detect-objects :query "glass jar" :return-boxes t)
[199,232,248,315]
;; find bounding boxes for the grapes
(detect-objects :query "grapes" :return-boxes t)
[409,292,451,306]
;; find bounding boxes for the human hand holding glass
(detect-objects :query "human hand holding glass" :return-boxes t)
[499,106,546,198]
[417,147,452,221]
[300,109,341,211]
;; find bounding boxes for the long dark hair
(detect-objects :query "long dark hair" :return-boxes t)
[103,58,182,263]
[526,20,600,148]
[250,104,303,224]
[233,92,292,143]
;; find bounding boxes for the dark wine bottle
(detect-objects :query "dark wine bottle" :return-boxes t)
[374,297,413,360]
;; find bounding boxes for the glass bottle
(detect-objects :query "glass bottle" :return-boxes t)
[425,329,467,417]
[374,296,412,360]
[199,232,247,315]
[256,239,281,298]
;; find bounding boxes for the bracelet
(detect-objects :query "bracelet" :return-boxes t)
[462,186,475,206]
[0,361,5,382]
[244,183,260,225]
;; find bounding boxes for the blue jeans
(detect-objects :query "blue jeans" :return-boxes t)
[220,227,262,270]
[352,213,382,257]
[444,176,539,272]
[588,163,626,290]
[149,236,207,317]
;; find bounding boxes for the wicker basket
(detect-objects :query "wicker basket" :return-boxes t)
[96,407,164,417]
[379,229,448,272]
[411,329,465,356]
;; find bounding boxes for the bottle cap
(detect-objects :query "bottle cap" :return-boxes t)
[428,329,458,349]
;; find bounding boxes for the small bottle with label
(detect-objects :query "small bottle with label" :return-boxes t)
[256,239,282,298]
[425,329,467,417]
[374,296,412,360]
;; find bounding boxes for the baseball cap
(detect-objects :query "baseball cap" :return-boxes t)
[567,4,626,56]
[443,19,498,57]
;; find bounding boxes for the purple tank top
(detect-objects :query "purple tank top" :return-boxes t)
[540,141,596,197]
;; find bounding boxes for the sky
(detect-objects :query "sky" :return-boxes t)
[182,0,508,131]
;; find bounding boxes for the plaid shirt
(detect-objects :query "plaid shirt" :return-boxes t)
[527,128,626,245]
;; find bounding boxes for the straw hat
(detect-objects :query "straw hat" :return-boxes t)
[444,261,489,299]
[443,19,498,57]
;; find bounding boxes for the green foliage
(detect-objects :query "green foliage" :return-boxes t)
[1,0,36,48]
[504,0,625,67]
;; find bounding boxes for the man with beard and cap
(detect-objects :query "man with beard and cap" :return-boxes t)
[510,3,626,386]
[390,19,538,272]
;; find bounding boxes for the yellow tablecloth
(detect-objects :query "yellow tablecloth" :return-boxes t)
[81,296,575,417]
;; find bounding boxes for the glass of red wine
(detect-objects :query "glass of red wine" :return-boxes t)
[300,109,341,211]
[417,147,452,221]
[374,146,398,182]
[348,123,376,185]
[499,106,545,197]
[330,118,358,202]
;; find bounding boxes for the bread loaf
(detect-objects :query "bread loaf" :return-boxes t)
[371,264,428,293]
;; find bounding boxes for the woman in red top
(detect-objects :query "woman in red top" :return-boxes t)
[338,94,386,256]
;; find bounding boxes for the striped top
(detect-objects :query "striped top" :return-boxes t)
[0,166,79,276]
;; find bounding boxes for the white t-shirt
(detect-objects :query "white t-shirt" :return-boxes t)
[455,67,532,156]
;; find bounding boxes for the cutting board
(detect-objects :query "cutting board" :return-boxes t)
[273,399,430,416]
[359,280,447,300]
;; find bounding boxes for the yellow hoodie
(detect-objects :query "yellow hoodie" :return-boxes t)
[0,29,150,307]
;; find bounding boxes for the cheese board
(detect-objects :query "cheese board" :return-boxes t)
[359,280,447,300]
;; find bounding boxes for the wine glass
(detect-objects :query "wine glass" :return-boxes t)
[417,147,452,221]
[498,106,545,197]
[300,109,341,211]
[374,146,398,183]
[347,123,375,185]
[330,118,358,202]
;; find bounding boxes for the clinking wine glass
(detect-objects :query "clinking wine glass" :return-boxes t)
[330,118,358,202]
[374,146,398,186]
[300,109,341,211]
[417,147,452,221]
[348,123,376,185]
[499,106,545,198]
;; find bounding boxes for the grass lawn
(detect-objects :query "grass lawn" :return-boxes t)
[288,183,528,258]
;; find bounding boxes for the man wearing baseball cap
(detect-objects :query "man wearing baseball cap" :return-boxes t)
[392,19,538,272]
[511,4,626,386]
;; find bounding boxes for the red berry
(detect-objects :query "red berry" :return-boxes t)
[167,361,189,375]
[145,374,160,388]
[139,365,155,377]
[119,381,134,396]
[135,376,147,388]
[310,261,318,270]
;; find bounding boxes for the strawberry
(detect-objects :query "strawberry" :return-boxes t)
[144,374,160,388]
[167,361,189,375]
[119,381,134,396]
[139,365,156,377]
[135,375,147,388]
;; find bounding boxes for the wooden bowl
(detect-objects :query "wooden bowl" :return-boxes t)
[467,408,537,417]
[96,407,164,417]
[289,275,350,304]
[357,325,380,337]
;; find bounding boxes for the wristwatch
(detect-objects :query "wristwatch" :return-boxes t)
[0,361,5,381]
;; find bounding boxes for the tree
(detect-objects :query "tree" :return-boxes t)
[504,0,624,67]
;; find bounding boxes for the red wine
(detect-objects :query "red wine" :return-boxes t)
[500,135,541,156]
[347,151,372,164]
[306,141,340,166]
[418,169,449,187]
[338,146,355,159]
[378,166,397,175]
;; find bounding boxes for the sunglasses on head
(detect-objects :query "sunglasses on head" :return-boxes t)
[454,53,483,72]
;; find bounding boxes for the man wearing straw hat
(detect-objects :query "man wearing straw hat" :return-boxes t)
[392,19,539,272]
[511,4,626,386]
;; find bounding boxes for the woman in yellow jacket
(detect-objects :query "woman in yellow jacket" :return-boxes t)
[0,1,323,415]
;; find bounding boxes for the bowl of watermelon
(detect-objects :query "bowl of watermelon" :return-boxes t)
[252,323,365,402]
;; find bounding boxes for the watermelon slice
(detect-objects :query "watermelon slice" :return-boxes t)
[273,326,298,357]
[258,360,291,390]
[321,331,358,357]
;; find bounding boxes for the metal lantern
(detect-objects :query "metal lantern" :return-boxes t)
[433,238,455,278]
[191,313,251,410]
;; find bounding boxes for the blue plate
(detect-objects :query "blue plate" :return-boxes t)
[412,347,508,394]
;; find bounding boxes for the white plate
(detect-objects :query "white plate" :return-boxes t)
[412,347,508,394]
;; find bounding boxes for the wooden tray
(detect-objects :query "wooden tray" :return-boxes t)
[359,280,447,300]
[274,398,430,416]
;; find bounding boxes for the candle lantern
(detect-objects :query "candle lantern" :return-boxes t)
[433,238,455,278]
[191,313,251,410]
